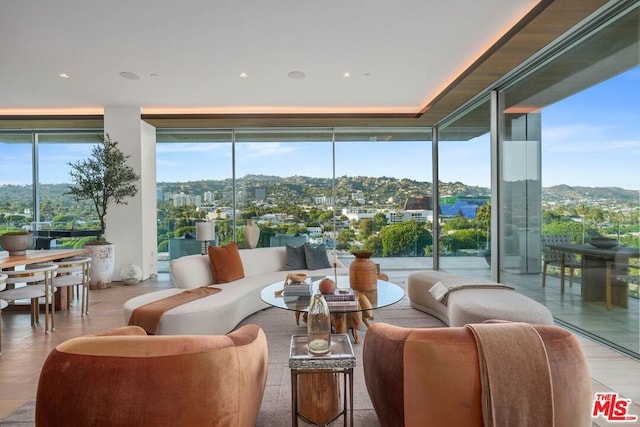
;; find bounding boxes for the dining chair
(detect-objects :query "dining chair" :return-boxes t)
[604,256,638,310]
[0,263,59,333]
[541,235,581,293]
[52,256,91,315]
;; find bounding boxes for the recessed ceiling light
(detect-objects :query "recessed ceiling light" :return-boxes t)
[342,72,351,78]
[150,73,159,78]
[119,71,140,80]
[288,71,306,79]
[240,72,248,78]
[59,73,70,79]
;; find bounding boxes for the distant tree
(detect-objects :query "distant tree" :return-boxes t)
[173,226,195,238]
[358,218,374,238]
[243,209,258,219]
[575,204,588,244]
[336,229,356,250]
[286,224,306,235]
[542,209,564,224]
[542,221,586,244]
[609,210,623,240]
[380,221,421,256]
[3,214,31,228]
[52,214,76,227]
[318,211,334,224]
[157,240,169,252]
[450,229,481,250]
[363,234,383,256]
[258,226,276,247]
[442,212,472,232]
[417,223,433,253]
[39,199,58,222]
[373,213,388,231]
[216,219,233,245]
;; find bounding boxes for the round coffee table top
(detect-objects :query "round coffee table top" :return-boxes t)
[260,277,404,314]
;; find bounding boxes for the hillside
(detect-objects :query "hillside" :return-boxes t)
[0,177,637,214]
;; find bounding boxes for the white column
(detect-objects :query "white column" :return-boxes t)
[104,107,157,281]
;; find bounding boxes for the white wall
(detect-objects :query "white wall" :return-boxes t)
[104,107,157,281]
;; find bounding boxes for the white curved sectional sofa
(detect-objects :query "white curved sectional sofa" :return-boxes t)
[123,246,347,335]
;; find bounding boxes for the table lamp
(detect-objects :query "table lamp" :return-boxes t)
[196,221,216,255]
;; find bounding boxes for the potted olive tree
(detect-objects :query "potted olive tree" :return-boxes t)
[66,134,139,289]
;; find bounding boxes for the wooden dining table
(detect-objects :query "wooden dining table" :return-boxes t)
[547,243,640,310]
[0,248,87,269]
[1,248,88,310]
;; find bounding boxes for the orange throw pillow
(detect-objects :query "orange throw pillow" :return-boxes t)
[207,242,245,283]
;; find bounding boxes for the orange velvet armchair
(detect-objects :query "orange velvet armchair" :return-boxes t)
[36,324,268,427]
[363,322,593,427]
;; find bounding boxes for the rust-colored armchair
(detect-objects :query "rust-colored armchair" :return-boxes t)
[36,324,268,427]
[363,322,592,427]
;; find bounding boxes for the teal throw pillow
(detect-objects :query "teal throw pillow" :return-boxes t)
[285,244,307,270]
[304,243,332,270]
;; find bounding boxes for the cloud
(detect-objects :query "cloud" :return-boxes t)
[542,123,639,154]
[156,159,183,167]
[241,143,296,158]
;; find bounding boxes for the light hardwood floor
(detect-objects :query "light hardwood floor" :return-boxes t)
[1,272,639,424]
[0,278,173,418]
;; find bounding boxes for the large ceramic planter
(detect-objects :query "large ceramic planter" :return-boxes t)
[85,243,115,289]
[1,232,33,256]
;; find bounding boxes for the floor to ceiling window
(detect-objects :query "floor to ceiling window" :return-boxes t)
[437,98,491,274]
[0,134,34,237]
[0,131,101,250]
[155,131,233,270]
[35,133,101,248]
[333,129,433,270]
[495,2,640,357]
[155,128,432,272]
[234,129,334,250]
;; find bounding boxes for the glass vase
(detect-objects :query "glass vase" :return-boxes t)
[307,293,331,356]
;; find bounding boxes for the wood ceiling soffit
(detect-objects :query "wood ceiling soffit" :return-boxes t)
[416,0,609,125]
[141,115,420,129]
[0,116,103,130]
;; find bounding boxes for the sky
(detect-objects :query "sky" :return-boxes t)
[1,66,638,191]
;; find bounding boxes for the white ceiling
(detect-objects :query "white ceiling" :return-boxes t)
[0,0,539,116]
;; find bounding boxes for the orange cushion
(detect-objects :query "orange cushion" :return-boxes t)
[207,242,245,283]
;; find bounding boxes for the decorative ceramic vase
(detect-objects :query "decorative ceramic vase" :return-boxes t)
[1,232,33,255]
[244,218,260,249]
[120,263,143,285]
[307,293,331,356]
[86,243,115,289]
[349,250,377,291]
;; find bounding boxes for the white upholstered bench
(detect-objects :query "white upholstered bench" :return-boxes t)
[408,270,553,327]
